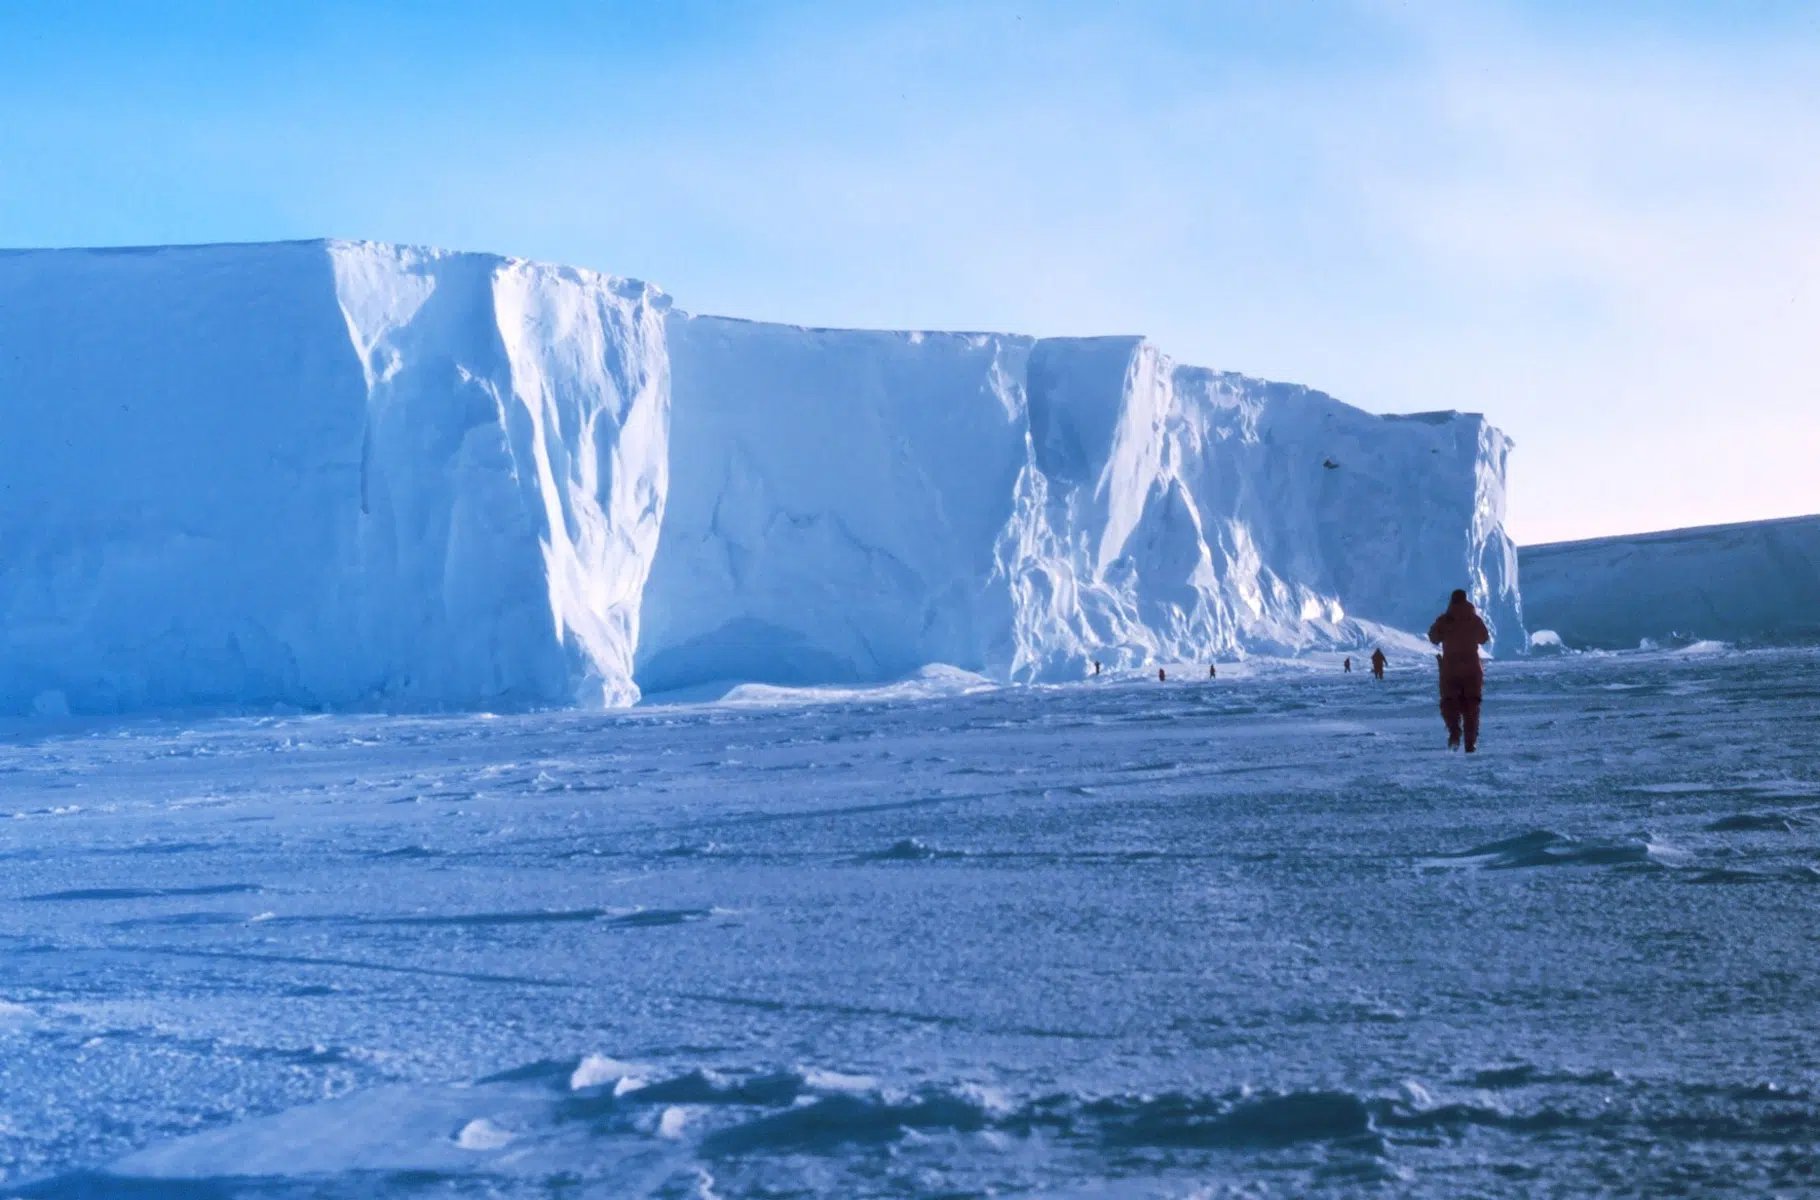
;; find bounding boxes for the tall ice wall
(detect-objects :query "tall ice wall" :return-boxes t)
[0,240,1520,713]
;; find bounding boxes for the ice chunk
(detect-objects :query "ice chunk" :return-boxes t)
[452,1118,515,1151]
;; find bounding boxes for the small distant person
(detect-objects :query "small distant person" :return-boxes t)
[1093,660,1101,677]
[1370,648,1386,680]
[1208,664,1217,679]
[1428,588,1491,752]
[1158,667,1166,682]
[1343,657,1352,674]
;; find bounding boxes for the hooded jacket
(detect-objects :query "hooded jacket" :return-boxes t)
[1428,597,1490,670]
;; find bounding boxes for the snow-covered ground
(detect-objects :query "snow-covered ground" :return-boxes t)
[4,647,1818,1197]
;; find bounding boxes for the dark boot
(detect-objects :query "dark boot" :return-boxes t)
[1441,692,1463,750]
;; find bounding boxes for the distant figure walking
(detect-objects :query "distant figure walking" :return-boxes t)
[1208,664,1217,679]
[1370,648,1386,680]
[1428,588,1490,752]
[1093,660,1101,677]
[1158,668,1166,682]
[1343,657,1352,674]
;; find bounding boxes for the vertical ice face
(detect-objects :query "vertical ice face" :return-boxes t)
[487,258,670,706]
[324,242,672,708]
[0,241,669,713]
[326,242,560,707]
[1163,373,1524,651]
[0,242,374,713]
[642,325,1524,691]
[639,318,1033,691]
[0,240,1520,714]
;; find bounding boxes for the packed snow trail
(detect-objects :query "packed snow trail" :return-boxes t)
[3,649,1819,1196]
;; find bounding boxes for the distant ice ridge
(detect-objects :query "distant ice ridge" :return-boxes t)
[1521,515,1820,650]
[0,240,1521,714]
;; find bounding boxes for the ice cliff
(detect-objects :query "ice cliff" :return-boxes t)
[0,242,668,713]
[1522,515,1820,649]
[0,241,1521,713]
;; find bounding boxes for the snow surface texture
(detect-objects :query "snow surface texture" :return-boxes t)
[0,241,1520,714]
[1523,514,1820,649]
[3,649,1819,1196]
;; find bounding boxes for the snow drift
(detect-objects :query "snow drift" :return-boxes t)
[0,240,1520,713]
[1521,515,1820,649]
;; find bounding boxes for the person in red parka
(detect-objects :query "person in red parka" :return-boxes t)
[1428,588,1490,752]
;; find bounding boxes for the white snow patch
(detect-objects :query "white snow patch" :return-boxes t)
[452,1117,515,1151]
[800,1067,879,1094]
[701,664,996,709]
[569,1054,646,1092]
[657,1105,691,1139]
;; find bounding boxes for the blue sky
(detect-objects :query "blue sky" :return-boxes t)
[3,0,1815,543]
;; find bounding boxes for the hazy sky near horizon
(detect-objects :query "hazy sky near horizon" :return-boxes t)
[2,0,1815,544]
